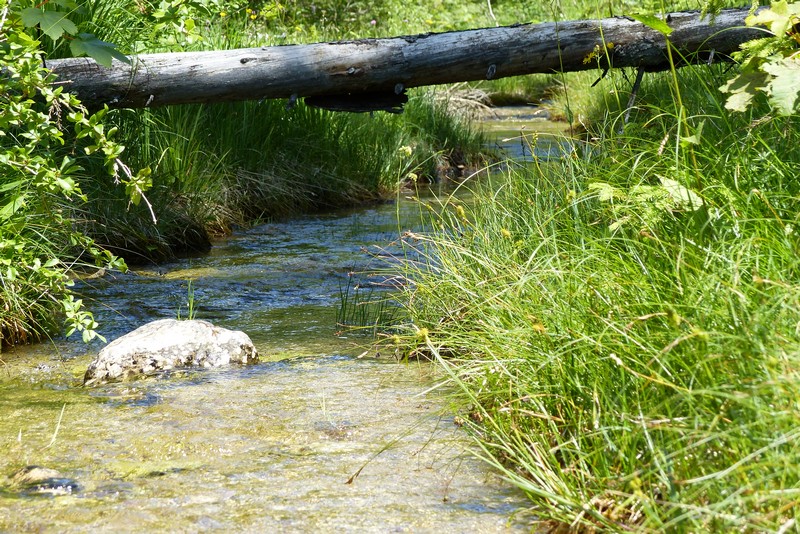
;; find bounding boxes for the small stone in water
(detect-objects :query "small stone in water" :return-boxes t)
[84,319,259,385]
[10,466,80,496]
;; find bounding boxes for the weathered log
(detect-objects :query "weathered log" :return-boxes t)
[47,8,763,110]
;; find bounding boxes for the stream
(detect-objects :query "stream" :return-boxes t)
[0,107,567,533]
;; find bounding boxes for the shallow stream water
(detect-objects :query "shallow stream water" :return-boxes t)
[1,107,566,532]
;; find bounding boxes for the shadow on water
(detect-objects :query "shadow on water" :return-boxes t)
[481,105,574,162]
[0,109,565,532]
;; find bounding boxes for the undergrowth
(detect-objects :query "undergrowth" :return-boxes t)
[62,0,492,264]
[1,0,488,342]
[383,30,800,533]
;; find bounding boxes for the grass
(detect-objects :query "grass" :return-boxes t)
[76,92,487,263]
[335,272,402,338]
[383,55,800,530]
[3,0,494,342]
[56,0,494,265]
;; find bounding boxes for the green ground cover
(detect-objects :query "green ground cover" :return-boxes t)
[384,6,800,530]
[4,0,799,528]
[1,0,492,343]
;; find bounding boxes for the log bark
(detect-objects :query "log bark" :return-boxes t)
[47,8,763,110]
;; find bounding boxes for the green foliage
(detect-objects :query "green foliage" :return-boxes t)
[15,0,129,65]
[383,6,800,529]
[101,93,483,239]
[0,8,139,344]
[20,4,78,41]
[68,33,129,67]
[148,0,217,47]
[628,12,673,35]
[391,140,800,530]
[588,176,703,232]
[720,1,800,115]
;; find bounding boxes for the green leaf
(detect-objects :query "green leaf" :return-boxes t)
[588,182,624,202]
[720,69,769,112]
[680,119,705,146]
[723,89,758,112]
[0,193,29,222]
[659,177,703,211]
[746,1,800,35]
[629,13,673,36]
[763,58,800,115]
[609,215,632,232]
[70,33,131,67]
[0,179,26,193]
[20,8,78,41]
[20,7,43,27]
[55,176,76,193]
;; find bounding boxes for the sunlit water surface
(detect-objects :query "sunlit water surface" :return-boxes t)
[0,111,561,532]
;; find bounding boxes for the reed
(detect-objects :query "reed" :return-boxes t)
[389,54,800,531]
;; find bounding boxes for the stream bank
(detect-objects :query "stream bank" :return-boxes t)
[1,107,563,531]
[1,189,534,532]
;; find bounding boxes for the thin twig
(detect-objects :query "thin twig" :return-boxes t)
[0,2,9,35]
[621,66,646,132]
[486,0,498,27]
[116,157,157,224]
[43,403,67,449]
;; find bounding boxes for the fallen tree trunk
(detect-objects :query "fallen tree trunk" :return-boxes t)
[47,8,763,110]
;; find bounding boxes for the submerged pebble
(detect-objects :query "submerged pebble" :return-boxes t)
[10,466,80,497]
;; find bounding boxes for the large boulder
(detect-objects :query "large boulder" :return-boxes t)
[84,319,258,385]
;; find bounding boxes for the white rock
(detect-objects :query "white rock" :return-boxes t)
[84,319,258,385]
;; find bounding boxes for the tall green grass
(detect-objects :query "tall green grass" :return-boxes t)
[2,0,493,343]
[389,59,800,530]
[76,93,486,263]
[22,0,490,268]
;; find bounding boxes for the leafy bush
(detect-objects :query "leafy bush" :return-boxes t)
[0,6,147,344]
[721,0,800,115]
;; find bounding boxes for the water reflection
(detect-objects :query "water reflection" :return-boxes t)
[1,193,534,532]
[0,111,571,531]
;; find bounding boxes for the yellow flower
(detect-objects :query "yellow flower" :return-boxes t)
[500,228,511,239]
[219,11,227,17]
[398,145,413,157]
